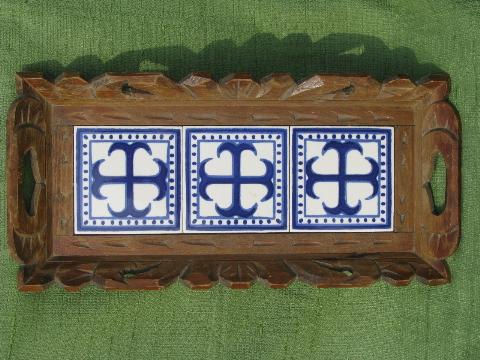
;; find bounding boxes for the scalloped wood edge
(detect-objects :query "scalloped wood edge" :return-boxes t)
[15,72,449,104]
[17,258,450,292]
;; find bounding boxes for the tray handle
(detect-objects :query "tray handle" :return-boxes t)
[420,101,460,259]
[7,96,48,265]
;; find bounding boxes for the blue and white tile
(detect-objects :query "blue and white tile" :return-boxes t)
[74,126,181,234]
[183,127,289,232]
[291,127,394,232]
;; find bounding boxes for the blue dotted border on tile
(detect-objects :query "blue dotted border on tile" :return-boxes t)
[75,127,181,233]
[291,127,393,231]
[185,127,288,231]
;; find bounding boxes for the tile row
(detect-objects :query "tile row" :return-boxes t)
[74,126,394,234]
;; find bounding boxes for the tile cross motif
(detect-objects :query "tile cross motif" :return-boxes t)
[198,142,274,218]
[305,140,379,215]
[91,142,168,218]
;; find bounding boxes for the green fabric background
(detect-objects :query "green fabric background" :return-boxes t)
[0,1,478,359]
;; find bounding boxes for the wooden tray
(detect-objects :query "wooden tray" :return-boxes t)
[7,72,460,291]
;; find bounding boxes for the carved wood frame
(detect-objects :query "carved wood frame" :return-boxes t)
[7,72,460,291]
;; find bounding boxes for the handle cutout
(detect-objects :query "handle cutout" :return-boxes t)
[427,153,447,215]
[20,149,41,216]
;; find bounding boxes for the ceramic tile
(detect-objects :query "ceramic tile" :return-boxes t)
[183,127,289,232]
[291,127,394,232]
[74,126,394,234]
[74,126,181,233]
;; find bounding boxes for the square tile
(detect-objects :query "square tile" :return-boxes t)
[184,127,288,232]
[291,127,394,231]
[74,126,181,233]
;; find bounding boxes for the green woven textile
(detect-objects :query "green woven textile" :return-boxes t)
[0,1,478,359]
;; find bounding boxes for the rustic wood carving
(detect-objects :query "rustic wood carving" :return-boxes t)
[7,72,460,291]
